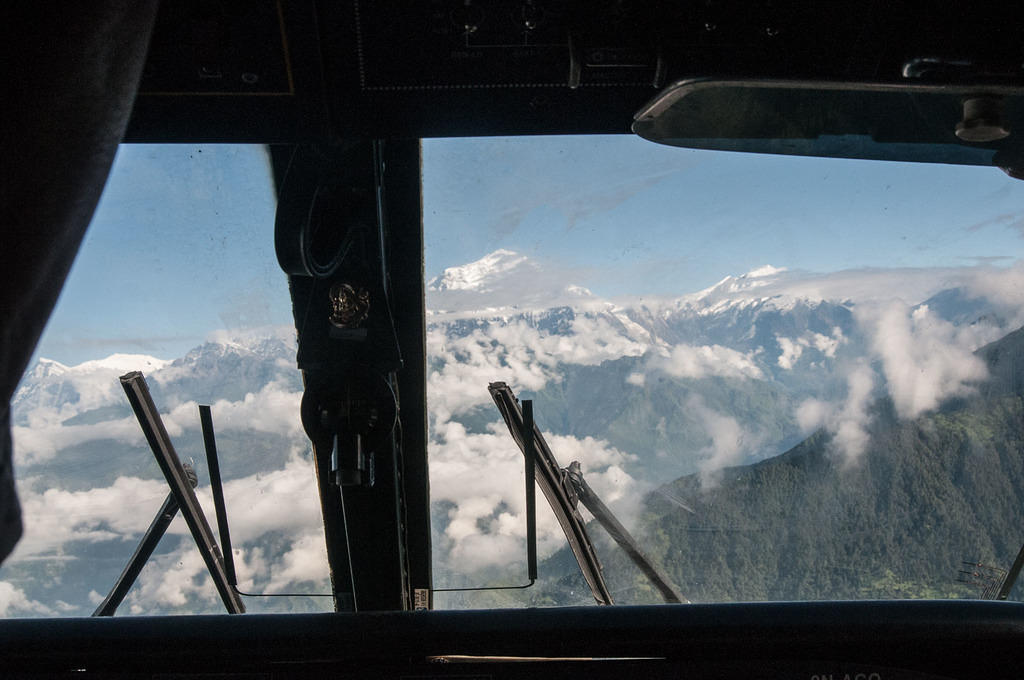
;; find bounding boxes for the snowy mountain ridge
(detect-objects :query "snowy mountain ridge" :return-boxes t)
[7,251,1018,617]
[427,250,832,320]
[12,332,299,426]
[428,248,531,292]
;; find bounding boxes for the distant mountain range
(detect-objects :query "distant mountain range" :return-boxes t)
[4,331,323,617]
[424,251,1024,607]
[427,250,1015,482]
[626,325,1024,604]
[13,330,300,424]
[5,250,1023,615]
[498,326,1020,611]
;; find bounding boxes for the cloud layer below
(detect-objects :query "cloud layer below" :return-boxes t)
[9,257,1024,613]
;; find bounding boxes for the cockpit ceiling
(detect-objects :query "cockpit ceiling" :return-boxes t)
[124,1,1024,143]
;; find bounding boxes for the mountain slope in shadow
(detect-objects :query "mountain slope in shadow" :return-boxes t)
[603,326,1024,603]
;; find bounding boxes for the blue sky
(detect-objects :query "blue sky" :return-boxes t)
[33,137,1024,365]
[37,145,286,365]
[422,136,1024,296]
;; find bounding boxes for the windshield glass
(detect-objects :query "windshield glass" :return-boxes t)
[3,145,332,617]
[3,137,1024,618]
[423,135,1024,607]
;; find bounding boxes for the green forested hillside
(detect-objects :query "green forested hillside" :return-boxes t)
[529,356,807,480]
[438,328,1024,610]
[557,327,1024,605]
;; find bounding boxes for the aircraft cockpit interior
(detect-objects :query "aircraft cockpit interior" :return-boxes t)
[2,2,1023,678]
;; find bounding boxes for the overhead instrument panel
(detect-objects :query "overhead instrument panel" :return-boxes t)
[125,0,323,143]
[139,0,293,95]
[351,0,660,90]
[124,1,1018,142]
[354,1,571,89]
[126,1,886,141]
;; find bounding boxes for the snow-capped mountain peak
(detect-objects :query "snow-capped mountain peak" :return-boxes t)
[12,353,172,426]
[695,265,787,300]
[745,264,787,279]
[25,357,70,380]
[674,265,795,315]
[428,249,532,292]
[73,353,172,374]
[11,334,303,428]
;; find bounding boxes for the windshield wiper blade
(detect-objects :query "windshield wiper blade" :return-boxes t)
[490,383,688,605]
[92,479,189,617]
[120,371,245,614]
[563,461,688,604]
[490,382,613,605]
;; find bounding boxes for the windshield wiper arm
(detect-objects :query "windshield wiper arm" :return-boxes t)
[120,372,245,614]
[92,472,193,617]
[490,382,613,605]
[563,461,688,604]
[490,382,689,605]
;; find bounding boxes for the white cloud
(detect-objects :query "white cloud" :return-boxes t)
[212,449,325,544]
[857,302,988,420]
[429,416,642,573]
[776,327,845,369]
[685,396,761,487]
[560,316,648,364]
[260,533,330,595]
[626,372,646,386]
[812,328,845,357]
[831,364,876,465]
[0,581,55,617]
[796,398,830,433]
[12,380,303,468]
[795,361,875,464]
[427,317,647,421]
[746,264,787,278]
[11,475,171,559]
[11,417,145,467]
[649,343,763,380]
[793,288,1001,464]
[9,444,329,613]
[776,337,804,370]
[963,263,1024,328]
[163,380,303,441]
[428,327,549,421]
[129,545,213,612]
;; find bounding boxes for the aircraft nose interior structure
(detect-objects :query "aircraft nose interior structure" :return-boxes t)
[2,2,1022,678]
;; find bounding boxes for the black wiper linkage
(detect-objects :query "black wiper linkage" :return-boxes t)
[94,372,245,616]
[490,382,611,605]
[562,460,687,604]
[489,382,687,605]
